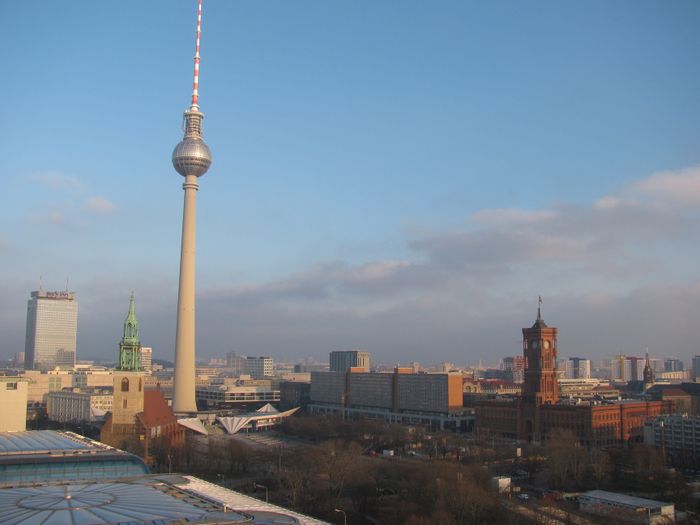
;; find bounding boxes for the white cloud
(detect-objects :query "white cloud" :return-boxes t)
[29,171,82,191]
[205,164,698,317]
[471,207,556,224]
[593,196,639,210]
[632,165,700,205]
[346,260,412,283]
[29,210,66,224]
[85,196,119,214]
[6,165,700,364]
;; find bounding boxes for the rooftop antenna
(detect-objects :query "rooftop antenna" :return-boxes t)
[537,295,543,320]
[190,0,204,111]
[65,277,69,292]
[39,275,43,292]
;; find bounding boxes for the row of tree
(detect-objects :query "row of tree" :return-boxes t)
[149,415,697,524]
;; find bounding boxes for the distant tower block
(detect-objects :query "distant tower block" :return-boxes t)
[172,0,212,413]
[25,290,78,370]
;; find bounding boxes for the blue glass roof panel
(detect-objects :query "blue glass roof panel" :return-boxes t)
[0,483,212,525]
[0,431,91,455]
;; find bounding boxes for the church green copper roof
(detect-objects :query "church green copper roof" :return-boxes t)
[122,291,139,345]
[117,292,142,371]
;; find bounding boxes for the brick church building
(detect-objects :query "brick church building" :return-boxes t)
[100,295,184,465]
[475,307,671,446]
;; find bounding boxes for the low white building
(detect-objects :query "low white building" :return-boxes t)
[0,377,28,431]
[579,490,674,524]
[72,369,113,389]
[47,387,113,424]
[196,384,279,408]
[490,476,511,494]
[21,369,73,406]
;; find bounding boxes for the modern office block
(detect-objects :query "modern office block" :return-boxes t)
[329,350,370,372]
[24,290,77,370]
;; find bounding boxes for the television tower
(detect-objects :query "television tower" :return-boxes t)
[172,0,212,413]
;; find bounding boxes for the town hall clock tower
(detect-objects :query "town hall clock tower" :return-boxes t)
[519,300,558,442]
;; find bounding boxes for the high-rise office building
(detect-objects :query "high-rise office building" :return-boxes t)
[245,356,273,379]
[692,356,700,380]
[140,347,153,372]
[24,290,77,370]
[12,352,25,368]
[226,352,246,375]
[626,356,644,381]
[329,350,371,372]
[569,357,591,379]
[664,358,685,373]
[611,355,627,381]
[502,356,524,382]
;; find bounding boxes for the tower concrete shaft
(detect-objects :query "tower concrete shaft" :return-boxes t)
[173,175,199,412]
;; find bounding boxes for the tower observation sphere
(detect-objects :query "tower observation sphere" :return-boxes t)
[172,110,212,177]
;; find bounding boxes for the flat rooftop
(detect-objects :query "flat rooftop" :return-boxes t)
[0,431,93,455]
[0,431,116,456]
[0,431,149,484]
[582,489,672,510]
[0,474,329,525]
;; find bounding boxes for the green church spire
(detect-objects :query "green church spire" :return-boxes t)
[117,292,142,371]
[123,291,139,344]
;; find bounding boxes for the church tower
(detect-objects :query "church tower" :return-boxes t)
[643,350,654,391]
[118,292,142,371]
[112,293,145,426]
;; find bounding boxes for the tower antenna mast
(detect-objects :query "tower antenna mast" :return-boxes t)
[191,0,203,110]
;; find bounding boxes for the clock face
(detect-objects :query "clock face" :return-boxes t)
[543,340,550,349]
[532,341,539,349]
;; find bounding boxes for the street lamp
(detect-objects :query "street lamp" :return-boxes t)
[253,483,269,503]
[334,508,347,525]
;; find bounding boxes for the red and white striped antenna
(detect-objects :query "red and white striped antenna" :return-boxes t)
[191,0,204,110]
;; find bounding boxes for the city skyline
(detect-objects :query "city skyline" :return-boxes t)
[2,1,700,364]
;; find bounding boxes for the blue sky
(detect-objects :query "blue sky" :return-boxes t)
[2,1,700,365]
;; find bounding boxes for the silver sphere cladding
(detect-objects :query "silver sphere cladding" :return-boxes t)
[172,138,212,178]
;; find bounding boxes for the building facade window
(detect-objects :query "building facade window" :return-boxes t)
[121,378,129,392]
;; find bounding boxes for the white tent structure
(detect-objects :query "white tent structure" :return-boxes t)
[89,406,108,422]
[177,417,209,435]
[217,405,299,434]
